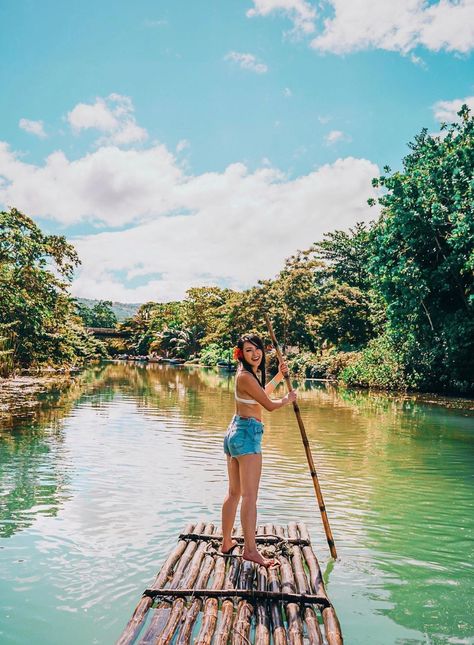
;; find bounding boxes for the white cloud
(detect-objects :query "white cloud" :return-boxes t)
[19,118,47,138]
[283,87,292,97]
[247,0,317,35]
[0,142,181,226]
[310,0,474,55]
[70,155,379,302]
[224,51,268,74]
[176,139,190,153]
[325,129,350,145]
[433,95,474,122]
[67,94,148,145]
[0,133,379,302]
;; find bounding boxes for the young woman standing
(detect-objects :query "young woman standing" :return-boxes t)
[221,333,297,567]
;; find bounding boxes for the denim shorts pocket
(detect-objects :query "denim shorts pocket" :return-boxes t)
[228,428,245,451]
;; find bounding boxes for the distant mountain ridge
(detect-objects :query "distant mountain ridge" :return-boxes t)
[76,298,141,322]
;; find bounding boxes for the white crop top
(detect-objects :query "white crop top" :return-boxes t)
[234,376,258,405]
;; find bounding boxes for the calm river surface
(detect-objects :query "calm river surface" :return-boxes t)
[1,363,473,644]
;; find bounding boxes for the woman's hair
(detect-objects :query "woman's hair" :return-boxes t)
[236,333,266,387]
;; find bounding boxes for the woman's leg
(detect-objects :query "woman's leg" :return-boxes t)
[238,453,274,567]
[221,455,241,552]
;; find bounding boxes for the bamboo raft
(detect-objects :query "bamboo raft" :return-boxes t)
[117,521,343,644]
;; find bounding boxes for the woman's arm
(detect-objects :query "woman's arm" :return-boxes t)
[264,361,288,395]
[239,371,296,412]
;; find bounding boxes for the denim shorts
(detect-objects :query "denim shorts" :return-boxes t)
[223,415,264,457]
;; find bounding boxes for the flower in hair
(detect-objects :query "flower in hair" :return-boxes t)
[233,347,243,361]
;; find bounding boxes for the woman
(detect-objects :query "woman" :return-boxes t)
[221,333,297,567]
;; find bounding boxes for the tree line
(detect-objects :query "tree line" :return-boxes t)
[1,108,472,392]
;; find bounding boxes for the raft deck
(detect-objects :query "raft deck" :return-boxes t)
[117,521,343,644]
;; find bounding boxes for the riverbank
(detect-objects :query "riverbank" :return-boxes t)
[0,372,80,421]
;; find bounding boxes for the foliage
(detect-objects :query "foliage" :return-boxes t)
[312,222,373,290]
[368,105,474,392]
[77,297,139,321]
[0,208,102,371]
[339,333,407,390]
[154,325,205,358]
[0,323,15,377]
[199,343,230,366]
[75,300,117,328]
[259,251,323,351]
[120,301,184,355]
[288,349,358,380]
[311,282,378,350]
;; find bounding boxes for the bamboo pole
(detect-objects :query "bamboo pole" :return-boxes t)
[154,523,215,644]
[264,314,337,560]
[232,560,255,644]
[194,527,230,645]
[116,522,194,645]
[274,525,304,645]
[287,523,324,645]
[212,525,242,645]
[176,526,220,644]
[139,521,206,644]
[297,522,343,645]
[255,525,270,645]
[265,524,288,645]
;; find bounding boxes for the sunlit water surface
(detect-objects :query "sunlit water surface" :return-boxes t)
[1,363,473,644]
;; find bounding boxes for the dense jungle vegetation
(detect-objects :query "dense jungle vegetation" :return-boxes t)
[1,109,472,392]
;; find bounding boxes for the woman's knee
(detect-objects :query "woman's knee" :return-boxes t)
[240,490,258,505]
[227,488,241,501]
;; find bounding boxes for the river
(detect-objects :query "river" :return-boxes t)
[0,363,473,644]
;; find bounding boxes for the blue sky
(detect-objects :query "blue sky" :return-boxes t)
[1,0,473,302]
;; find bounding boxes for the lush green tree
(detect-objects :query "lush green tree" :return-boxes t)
[0,208,101,368]
[90,300,117,328]
[312,281,376,350]
[154,325,205,358]
[369,106,474,391]
[75,300,117,328]
[122,301,184,355]
[312,222,373,290]
[259,251,324,351]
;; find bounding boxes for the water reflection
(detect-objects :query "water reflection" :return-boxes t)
[0,362,473,645]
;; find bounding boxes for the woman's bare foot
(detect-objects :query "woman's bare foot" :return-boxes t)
[221,539,238,555]
[242,549,279,568]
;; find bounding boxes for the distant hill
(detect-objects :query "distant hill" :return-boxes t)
[76,298,141,322]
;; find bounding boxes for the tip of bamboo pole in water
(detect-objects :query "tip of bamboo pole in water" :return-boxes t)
[117,521,344,645]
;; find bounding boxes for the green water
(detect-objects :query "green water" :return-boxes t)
[0,363,473,644]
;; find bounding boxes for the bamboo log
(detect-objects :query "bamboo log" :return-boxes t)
[287,523,324,645]
[264,314,337,559]
[255,525,270,645]
[297,522,343,645]
[232,559,255,644]
[139,521,206,644]
[176,526,220,645]
[153,523,215,644]
[265,524,288,645]
[193,553,227,645]
[212,526,242,645]
[116,522,195,645]
[274,525,304,645]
